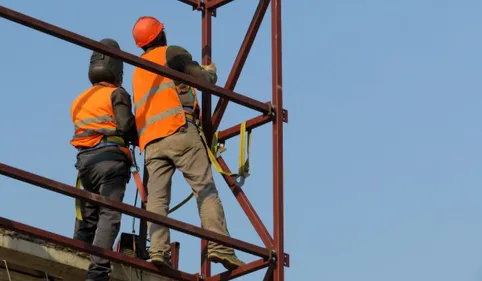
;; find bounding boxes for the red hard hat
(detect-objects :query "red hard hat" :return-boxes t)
[132,16,164,48]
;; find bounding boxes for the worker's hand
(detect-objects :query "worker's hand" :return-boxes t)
[201,62,217,74]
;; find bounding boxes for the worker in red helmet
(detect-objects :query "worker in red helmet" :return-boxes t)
[131,16,245,271]
[71,38,138,281]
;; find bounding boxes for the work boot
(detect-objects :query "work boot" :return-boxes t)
[208,252,245,270]
[150,255,173,269]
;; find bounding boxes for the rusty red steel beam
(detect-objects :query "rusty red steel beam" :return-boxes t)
[170,242,181,281]
[271,0,285,279]
[0,5,270,114]
[211,0,271,132]
[0,163,270,259]
[0,217,197,281]
[216,157,274,249]
[263,266,274,281]
[217,113,272,143]
[201,2,213,277]
[206,0,235,9]
[200,240,210,278]
[205,259,271,281]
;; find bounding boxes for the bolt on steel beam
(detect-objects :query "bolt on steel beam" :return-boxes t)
[0,163,271,259]
[0,5,270,114]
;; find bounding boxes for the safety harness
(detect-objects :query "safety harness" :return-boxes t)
[176,111,251,208]
[75,92,252,219]
[75,136,146,221]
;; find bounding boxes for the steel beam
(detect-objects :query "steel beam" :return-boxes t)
[0,163,270,259]
[211,0,270,132]
[216,157,274,249]
[201,2,213,278]
[271,0,285,279]
[206,0,235,9]
[205,259,271,281]
[0,217,197,281]
[0,5,270,114]
[263,266,274,281]
[171,242,181,281]
[137,166,149,259]
[0,1,287,280]
[217,113,272,142]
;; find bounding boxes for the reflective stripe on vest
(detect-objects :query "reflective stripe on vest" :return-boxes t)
[72,128,117,139]
[73,114,115,129]
[134,81,176,112]
[70,85,118,148]
[137,106,184,136]
[132,46,187,152]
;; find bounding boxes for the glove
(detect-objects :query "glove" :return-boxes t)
[201,62,217,74]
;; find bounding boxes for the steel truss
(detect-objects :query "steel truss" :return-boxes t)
[0,1,286,280]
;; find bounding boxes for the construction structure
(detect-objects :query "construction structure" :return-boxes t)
[0,0,287,280]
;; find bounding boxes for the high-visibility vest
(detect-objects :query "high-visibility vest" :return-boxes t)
[132,46,199,152]
[70,85,118,148]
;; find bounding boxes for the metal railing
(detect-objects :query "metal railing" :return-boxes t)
[0,1,286,280]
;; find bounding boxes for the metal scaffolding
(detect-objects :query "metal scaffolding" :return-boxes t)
[0,0,287,280]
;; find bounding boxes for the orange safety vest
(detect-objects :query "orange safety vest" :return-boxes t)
[70,84,120,148]
[132,46,199,152]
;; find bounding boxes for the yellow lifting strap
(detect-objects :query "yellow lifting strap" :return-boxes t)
[197,121,252,185]
[75,174,83,221]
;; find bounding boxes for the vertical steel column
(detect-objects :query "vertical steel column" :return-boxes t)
[171,242,181,281]
[201,1,213,278]
[138,166,149,259]
[271,0,284,280]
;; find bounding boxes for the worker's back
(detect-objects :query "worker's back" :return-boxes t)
[70,84,118,148]
[132,46,186,152]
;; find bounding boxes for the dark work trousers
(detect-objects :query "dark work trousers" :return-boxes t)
[72,146,130,281]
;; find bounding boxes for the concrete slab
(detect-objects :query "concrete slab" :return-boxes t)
[0,228,169,281]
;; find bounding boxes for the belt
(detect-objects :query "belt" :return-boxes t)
[184,110,199,125]
[78,136,126,151]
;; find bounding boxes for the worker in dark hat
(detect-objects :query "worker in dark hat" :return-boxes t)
[130,16,245,271]
[70,38,138,281]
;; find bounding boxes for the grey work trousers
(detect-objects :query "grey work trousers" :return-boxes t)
[73,147,129,281]
[144,122,234,259]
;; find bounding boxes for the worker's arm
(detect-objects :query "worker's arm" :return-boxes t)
[166,45,217,84]
[111,87,139,146]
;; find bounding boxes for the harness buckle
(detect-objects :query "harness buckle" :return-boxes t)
[129,147,140,173]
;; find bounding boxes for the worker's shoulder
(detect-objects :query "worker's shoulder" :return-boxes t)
[110,86,131,99]
[167,45,192,59]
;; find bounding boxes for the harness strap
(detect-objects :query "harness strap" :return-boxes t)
[129,147,147,204]
[75,175,83,221]
[75,136,136,221]
[164,115,252,214]
[75,117,253,219]
[197,121,251,182]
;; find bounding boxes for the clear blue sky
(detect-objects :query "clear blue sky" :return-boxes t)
[1,0,482,280]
